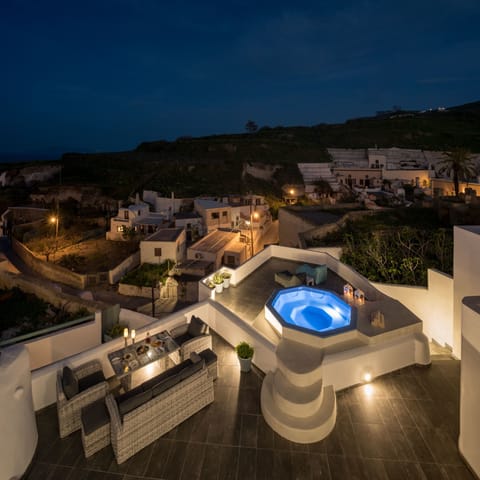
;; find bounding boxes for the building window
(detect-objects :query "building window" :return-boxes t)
[117,226,124,232]
[154,248,162,257]
[211,212,219,220]
[359,179,364,186]
[222,211,228,218]
[124,211,129,220]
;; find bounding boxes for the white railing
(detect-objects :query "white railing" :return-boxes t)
[24,245,455,411]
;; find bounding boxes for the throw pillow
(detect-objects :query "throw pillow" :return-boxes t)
[190,351,202,363]
[188,315,205,337]
[62,366,79,400]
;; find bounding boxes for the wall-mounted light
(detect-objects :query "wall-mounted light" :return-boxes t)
[343,283,354,298]
[354,289,365,305]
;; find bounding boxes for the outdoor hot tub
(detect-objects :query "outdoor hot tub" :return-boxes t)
[265,286,357,345]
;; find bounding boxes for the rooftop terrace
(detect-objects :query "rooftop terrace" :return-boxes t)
[25,332,473,480]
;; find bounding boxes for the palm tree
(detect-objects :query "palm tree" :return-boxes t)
[437,148,476,197]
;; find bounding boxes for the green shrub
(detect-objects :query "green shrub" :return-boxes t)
[235,341,254,359]
[121,260,174,287]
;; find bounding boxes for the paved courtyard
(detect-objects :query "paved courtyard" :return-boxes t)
[26,332,474,480]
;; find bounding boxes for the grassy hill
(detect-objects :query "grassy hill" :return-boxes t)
[6,100,480,201]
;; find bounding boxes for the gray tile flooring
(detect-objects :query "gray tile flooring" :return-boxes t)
[26,332,474,480]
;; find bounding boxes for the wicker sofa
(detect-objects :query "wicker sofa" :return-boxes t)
[105,355,214,464]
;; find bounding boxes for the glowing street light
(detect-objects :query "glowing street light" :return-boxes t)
[249,210,259,258]
[50,215,59,235]
[50,215,59,252]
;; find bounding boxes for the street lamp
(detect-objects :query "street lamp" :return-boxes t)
[50,215,59,252]
[249,210,259,258]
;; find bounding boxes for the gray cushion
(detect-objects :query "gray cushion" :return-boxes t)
[174,332,193,346]
[81,399,109,435]
[190,351,202,363]
[152,375,181,397]
[78,370,105,392]
[198,348,217,366]
[188,316,206,337]
[62,366,79,400]
[141,359,192,392]
[117,386,153,417]
[178,358,205,382]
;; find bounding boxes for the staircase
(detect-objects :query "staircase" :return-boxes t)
[297,163,341,192]
[260,338,336,443]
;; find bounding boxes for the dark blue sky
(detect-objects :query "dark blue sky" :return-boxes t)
[1,0,479,157]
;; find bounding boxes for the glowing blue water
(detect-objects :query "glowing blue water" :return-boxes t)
[271,287,351,333]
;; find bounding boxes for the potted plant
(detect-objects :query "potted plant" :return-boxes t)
[222,271,231,288]
[213,272,224,293]
[235,341,254,372]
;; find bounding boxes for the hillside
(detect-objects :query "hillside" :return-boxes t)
[3,100,480,202]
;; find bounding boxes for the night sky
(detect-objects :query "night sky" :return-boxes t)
[1,0,479,157]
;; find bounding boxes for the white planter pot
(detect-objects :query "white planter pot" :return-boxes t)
[223,277,230,288]
[238,356,252,372]
[215,282,223,293]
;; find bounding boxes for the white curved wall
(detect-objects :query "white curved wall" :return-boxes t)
[0,345,38,480]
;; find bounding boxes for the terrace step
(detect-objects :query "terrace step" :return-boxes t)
[272,369,324,418]
[261,373,336,443]
[276,339,324,387]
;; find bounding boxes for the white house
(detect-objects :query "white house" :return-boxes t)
[107,199,168,241]
[142,190,193,219]
[194,199,232,233]
[140,228,186,265]
[187,229,240,270]
[107,201,150,240]
[174,212,204,241]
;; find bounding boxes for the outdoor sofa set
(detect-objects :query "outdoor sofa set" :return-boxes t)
[56,316,216,464]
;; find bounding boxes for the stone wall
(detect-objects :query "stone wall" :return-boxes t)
[109,251,140,284]
[118,283,159,299]
[0,270,106,314]
[12,238,87,289]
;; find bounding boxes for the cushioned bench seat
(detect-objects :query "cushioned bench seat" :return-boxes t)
[81,399,110,458]
[198,348,218,380]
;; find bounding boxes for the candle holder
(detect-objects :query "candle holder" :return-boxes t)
[123,328,129,348]
[131,329,136,345]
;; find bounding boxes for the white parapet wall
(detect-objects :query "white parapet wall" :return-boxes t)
[205,300,277,374]
[20,312,102,371]
[322,333,430,391]
[30,307,190,410]
[453,226,480,359]
[459,297,480,478]
[373,268,454,352]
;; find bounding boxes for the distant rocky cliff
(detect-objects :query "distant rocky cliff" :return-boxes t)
[0,164,61,187]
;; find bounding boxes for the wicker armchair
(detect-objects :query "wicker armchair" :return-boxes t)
[170,316,212,362]
[56,359,109,438]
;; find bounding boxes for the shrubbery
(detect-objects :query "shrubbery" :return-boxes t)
[309,208,453,286]
[120,260,174,287]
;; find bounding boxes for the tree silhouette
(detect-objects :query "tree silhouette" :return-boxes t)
[438,148,476,197]
[245,120,258,133]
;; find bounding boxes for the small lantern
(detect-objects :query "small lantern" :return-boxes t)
[354,289,365,305]
[343,283,354,298]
